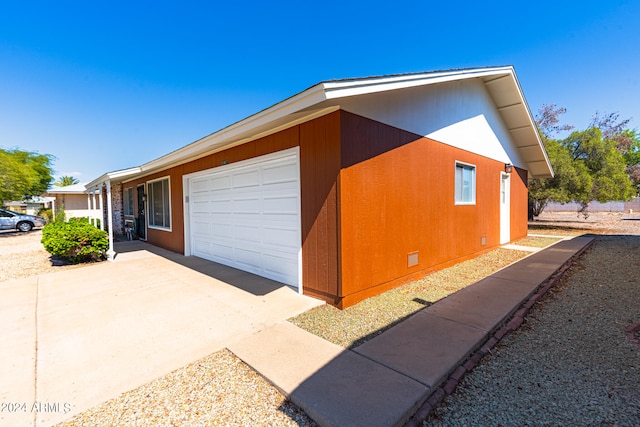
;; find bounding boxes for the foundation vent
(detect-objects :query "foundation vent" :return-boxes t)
[408,252,419,268]
[481,236,487,245]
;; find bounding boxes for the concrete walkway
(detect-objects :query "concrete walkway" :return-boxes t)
[230,236,594,427]
[0,241,323,427]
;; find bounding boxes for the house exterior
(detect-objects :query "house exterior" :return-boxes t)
[87,66,553,308]
[44,183,100,221]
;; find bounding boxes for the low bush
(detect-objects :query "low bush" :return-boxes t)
[39,207,66,224]
[41,218,109,263]
[38,208,53,223]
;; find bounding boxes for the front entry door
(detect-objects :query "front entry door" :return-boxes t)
[500,173,511,244]
[136,184,146,240]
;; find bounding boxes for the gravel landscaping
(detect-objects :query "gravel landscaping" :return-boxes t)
[426,233,640,426]
[0,230,85,282]
[289,247,536,349]
[56,349,315,427]
[3,212,638,426]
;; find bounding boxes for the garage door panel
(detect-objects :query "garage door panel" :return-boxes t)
[210,223,233,239]
[233,197,261,213]
[261,178,297,193]
[208,243,235,262]
[210,199,233,214]
[191,177,211,193]
[210,175,232,191]
[191,200,211,213]
[234,247,262,271]
[188,149,300,288]
[263,194,298,214]
[234,224,262,244]
[263,252,298,284]
[263,162,298,184]
[233,170,260,188]
[192,239,209,252]
[191,220,213,235]
[262,227,298,249]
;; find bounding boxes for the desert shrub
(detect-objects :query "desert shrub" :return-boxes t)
[38,208,53,223]
[39,207,66,223]
[41,218,109,263]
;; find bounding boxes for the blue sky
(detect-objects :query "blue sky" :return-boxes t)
[1,1,638,183]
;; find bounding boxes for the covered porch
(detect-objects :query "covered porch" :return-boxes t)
[85,167,141,260]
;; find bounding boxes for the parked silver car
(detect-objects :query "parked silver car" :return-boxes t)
[0,208,47,232]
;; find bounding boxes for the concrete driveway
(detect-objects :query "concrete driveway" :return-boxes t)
[0,241,323,427]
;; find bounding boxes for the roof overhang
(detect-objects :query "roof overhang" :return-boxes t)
[90,66,552,183]
[85,167,142,189]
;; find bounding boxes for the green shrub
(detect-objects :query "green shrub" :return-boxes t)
[40,207,66,223]
[38,208,53,223]
[41,218,109,263]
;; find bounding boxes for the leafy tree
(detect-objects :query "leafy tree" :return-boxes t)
[0,148,55,204]
[529,137,591,216]
[54,175,80,187]
[615,128,640,195]
[561,127,634,215]
[529,107,635,218]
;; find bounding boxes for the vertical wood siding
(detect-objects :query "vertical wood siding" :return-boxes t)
[299,112,341,303]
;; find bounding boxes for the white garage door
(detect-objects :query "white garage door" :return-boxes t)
[186,148,301,288]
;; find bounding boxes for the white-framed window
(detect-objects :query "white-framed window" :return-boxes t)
[147,177,171,230]
[455,162,476,205]
[123,187,134,216]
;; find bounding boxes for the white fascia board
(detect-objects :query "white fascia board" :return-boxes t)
[323,67,515,99]
[141,84,329,173]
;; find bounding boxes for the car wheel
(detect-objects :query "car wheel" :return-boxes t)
[17,222,33,232]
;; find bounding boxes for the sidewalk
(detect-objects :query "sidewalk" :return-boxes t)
[229,236,594,427]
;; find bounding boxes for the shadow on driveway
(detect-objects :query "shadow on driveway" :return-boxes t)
[113,240,289,297]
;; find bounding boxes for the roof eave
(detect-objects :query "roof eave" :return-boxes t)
[85,167,142,189]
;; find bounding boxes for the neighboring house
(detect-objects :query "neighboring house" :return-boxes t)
[44,183,100,221]
[3,196,54,215]
[87,66,553,308]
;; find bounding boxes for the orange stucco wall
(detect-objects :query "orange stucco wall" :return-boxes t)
[337,112,528,307]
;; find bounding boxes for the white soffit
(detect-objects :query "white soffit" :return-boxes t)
[481,72,553,178]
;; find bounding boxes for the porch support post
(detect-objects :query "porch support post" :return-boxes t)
[105,179,115,261]
[91,187,96,226]
[98,185,105,231]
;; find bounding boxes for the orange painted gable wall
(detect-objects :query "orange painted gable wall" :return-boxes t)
[337,111,528,307]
